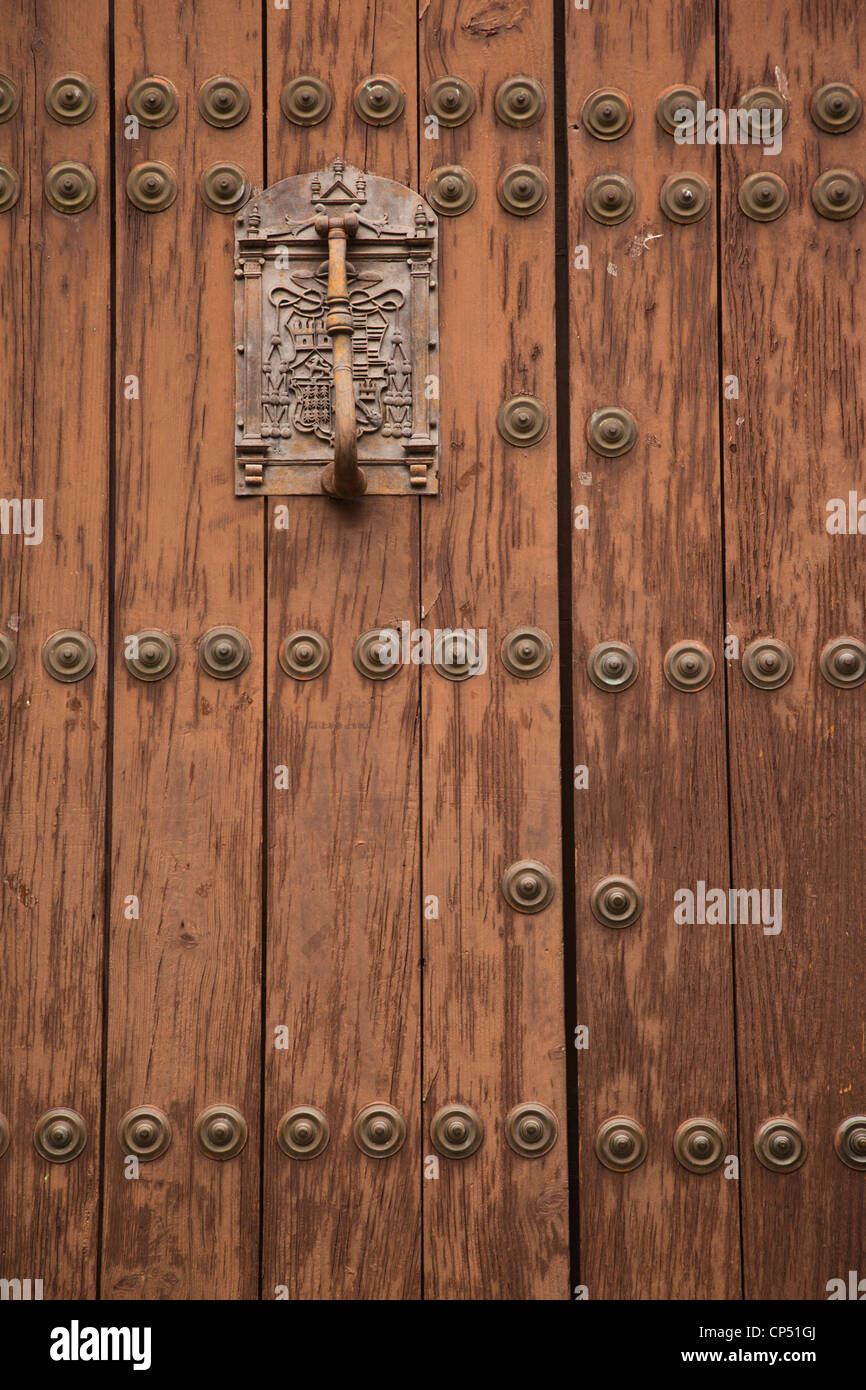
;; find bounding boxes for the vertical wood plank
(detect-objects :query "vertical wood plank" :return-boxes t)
[566,0,742,1298]
[0,1,110,1299]
[419,2,570,1299]
[101,0,264,1298]
[720,0,866,1299]
[262,0,422,1300]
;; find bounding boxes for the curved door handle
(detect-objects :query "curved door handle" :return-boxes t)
[315,212,367,499]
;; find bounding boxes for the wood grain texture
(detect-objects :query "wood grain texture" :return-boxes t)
[262,0,422,1300]
[566,0,741,1298]
[0,1,110,1298]
[419,1,570,1300]
[720,0,866,1300]
[101,0,264,1298]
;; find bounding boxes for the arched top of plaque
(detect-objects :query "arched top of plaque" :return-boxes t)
[233,159,439,497]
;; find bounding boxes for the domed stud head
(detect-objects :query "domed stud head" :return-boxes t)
[198,626,251,680]
[430,1104,484,1159]
[590,875,643,929]
[739,85,789,129]
[494,75,546,128]
[45,161,98,215]
[426,165,477,217]
[126,161,178,213]
[834,1115,866,1171]
[353,1103,406,1158]
[595,1114,647,1171]
[195,1104,248,1160]
[660,172,711,224]
[501,626,553,680]
[811,168,864,221]
[279,629,331,681]
[742,636,794,691]
[42,629,97,683]
[124,629,177,682]
[34,1107,88,1163]
[587,640,639,692]
[0,74,20,124]
[673,1116,727,1173]
[497,164,549,217]
[497,394,549,448]
[585,172,636,225]
[505,1102,558,1158]
[581,87,633,141]
[501,859,555,914]
[0,632,16,679]
[432,629,483,681]
[0,163,21,213]
[127,75,178,127]
[810,82,863,134]
[754,1116,806,1173]
[586,405,637,457]
[277,1106,330,1160]
[352,629,401,681]
[45,72,96,124]
[280,75,332,126]
[427,76,476,127]
[664,639,715,692]
[820,636,866,688]
[118,1105,172,1162]
[0,1111,10,1159]
[738,171,789,222]
[353,75,405,126]
[656,84,704,135]
[201,162,250,214]
[199,74,250,127]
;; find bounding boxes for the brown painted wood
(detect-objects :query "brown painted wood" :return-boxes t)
[419,3,570,1299]
[566,0,742,1298]
[100,0,264,1298]
[262,0,422,1299]
[720,0,866,1300]
[0,1,110,1299]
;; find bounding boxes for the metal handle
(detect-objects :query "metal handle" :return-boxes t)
[315,212,367,499]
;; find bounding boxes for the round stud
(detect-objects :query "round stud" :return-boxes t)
[45,72,96,125]
[738,171,789,222]
[195,1104,247,1160]
[124,629,177,683]
[199,626,251,680]
[497,164,549,217]
[353,1102,406,1158]
[595,1115,647,1172]
[127,75,178,128]
[42,629,96,683]
[0,74,19,123]
[353,75,405,127]
[427,76,476,127]
[199,74,250,128]
[754,1116,806,1173]
[126,161,177,213]
[590,875,643,929]
[426,165,477,217]
[811,168,864,221]
[430,1104,484,1159]
[581,87,633,141]
[432,629,483,681]
[280,75,332,126]
[494,75,546,128]
[587,640,638,692]
[742,636,794,690]
[501,627,553,680]
[660,172,710,224]
[501,859,556,915]
[45,161,97,215]
[117,1105,172,1162]
[820,636,866,689]
[0,633,14,679]
[505,1102,558,1158]
[585,172,636,225]
[353,629,401,681]
[280,629,331,681]
[834,1115,866,1171]
[0,1112,9,1159]
[277,1105,330,1160]
[673,1116,727,1173]
[664,639,715,692]
[739,84,789,128]
[811,82,863,134]
[201,162,250,214]
[586,405,637,457]
[497,394,549,447]
[34,1107,87,1163]
[0,164,20,213]
[656,84,703,135]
